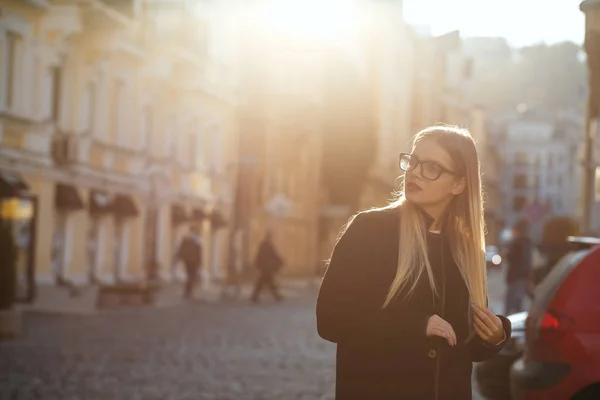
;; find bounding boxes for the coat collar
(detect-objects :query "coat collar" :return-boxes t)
[417,207,435,230]
[414,204,450,233]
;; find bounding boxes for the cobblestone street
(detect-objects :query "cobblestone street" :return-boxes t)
[0,276,503,400]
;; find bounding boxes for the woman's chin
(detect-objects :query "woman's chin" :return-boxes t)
[405,191,423,203]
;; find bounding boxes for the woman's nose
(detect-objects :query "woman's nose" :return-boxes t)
[407,167,422,180]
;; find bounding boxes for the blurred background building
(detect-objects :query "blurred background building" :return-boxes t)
[0,0,592,305]
[495,107,582,239]
[0,0,237,300]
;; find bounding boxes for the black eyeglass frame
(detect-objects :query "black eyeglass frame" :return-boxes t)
[398,152,459,181]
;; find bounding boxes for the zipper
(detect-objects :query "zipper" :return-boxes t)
[433,243,447,400]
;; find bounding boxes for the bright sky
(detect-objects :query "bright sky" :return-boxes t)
[404,0,585,47]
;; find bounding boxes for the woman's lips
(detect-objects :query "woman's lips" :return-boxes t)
[405,182,422,192]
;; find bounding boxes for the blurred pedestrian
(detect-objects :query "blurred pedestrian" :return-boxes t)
[174,225,203,300]
[250,232,284,303]
[316,126,511,399]
[505,218,533,315]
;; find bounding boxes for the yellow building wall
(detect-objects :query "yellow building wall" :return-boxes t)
[66,188,89,284]
[127,195,146,281]
[98,215,116,281]
[22,174,55,284]
[157,203,173,280]
[215,228,229,279]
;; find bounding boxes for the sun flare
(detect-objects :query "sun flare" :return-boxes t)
[260,0,361,43]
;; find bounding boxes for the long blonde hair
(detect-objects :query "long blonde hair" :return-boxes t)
[383,126,488,310]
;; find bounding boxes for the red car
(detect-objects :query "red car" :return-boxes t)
[510,237,600,399]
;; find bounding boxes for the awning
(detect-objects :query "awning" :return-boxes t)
[113,194,138,218]
[210,209,228,229]
[171,204,188,225]
[89,190,112,215]
[0,171,29,198]
[55,183,84,211]
[191,207,208,221]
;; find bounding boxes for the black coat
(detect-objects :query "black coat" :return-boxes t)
[316,207,511,400]
[255,240,283,274]
[177,235,202,268]
[505,236,533,283]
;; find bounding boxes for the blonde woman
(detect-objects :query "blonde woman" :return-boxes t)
[316,126,511,399]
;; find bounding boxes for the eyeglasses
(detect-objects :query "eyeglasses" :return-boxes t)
[399,153,458,181]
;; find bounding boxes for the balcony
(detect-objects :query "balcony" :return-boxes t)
[23,0,50,9]
[79,0,139,29]
[42,2,82,41]
[85,138,147,175]
[99,0,138,18]
[0,112,54,155]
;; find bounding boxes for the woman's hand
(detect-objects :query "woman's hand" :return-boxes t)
[426,314,456,346]
[471,304,505,345]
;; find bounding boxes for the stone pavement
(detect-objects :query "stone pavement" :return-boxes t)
[1,291,333,400]
[1,275,505,400]
[15,279,317,315]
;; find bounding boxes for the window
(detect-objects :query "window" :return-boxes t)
[513,174,528,189]
[81,82,96,134]
[211,127,224,173]
[514,152,528,166]
[190,132,198,167]
[87,217,100,282]
[203,128,216,169]
[140,105,152,150]
[190,131,198,167]
[188,120,201,167]
[52,212,68,279]
[112,79,126,145]
[143,209,158,270]
[5,31,21,109]
[512,196,527,212]
[112,219,128,281]
[167,115,178,158]
[50,65,63,122]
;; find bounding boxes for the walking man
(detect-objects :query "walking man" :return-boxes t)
[251,232,284,303]
[505,218,533,314]
[175,225,203,300]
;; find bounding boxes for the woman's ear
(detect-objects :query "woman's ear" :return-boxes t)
[451,176,466,196]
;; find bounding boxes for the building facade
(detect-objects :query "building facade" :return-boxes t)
[581,0,600,233]
[498,108,582,239]
[358,0,416,210]
[231,5,324,277]
[467,107,503,245]
[0,0,237,299]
